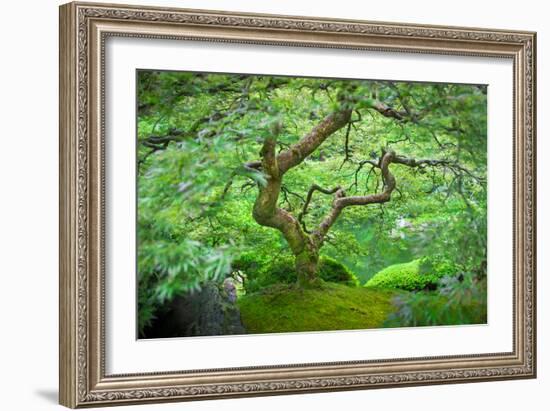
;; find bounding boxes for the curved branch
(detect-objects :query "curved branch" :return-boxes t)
[311,149,477,245]
[244,110,353,176]
[298,184,342,233]
[277,110,352,174]
[312,151,397,246]
[312,188,347,246]
[346,159,378,192]
[393,155,485,184]
[251,133,311,257]
[337,151,397,208]
[338,121,354,170]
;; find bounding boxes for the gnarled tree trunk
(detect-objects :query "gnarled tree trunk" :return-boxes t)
[248,104,470,286]
[250,111,352,285]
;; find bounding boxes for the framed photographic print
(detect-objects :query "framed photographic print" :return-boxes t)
[59,1,537,408]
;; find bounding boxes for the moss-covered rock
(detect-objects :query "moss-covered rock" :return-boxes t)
[238,282,396,334]
[364,257,457,291]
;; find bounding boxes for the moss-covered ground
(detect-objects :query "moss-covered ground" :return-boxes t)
[238,282,398,334]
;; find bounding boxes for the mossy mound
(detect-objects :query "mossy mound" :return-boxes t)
[317,256,360,286]
[234,255,359,293]
[364,257,457,291]
[238,282,396,334]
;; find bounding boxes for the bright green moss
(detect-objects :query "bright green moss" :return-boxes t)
[364,257,457,291]
[238,283,396,334]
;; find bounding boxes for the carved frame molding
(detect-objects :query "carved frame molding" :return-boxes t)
[59,2,536,407]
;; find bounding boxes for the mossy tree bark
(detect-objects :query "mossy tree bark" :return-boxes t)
[251,111,350,285]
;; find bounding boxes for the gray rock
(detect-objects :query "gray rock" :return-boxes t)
[143,281,246,338]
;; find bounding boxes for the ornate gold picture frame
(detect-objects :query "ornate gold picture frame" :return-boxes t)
[59,1,536,408]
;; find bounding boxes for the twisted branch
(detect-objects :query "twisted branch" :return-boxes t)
[298,184,342,233]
